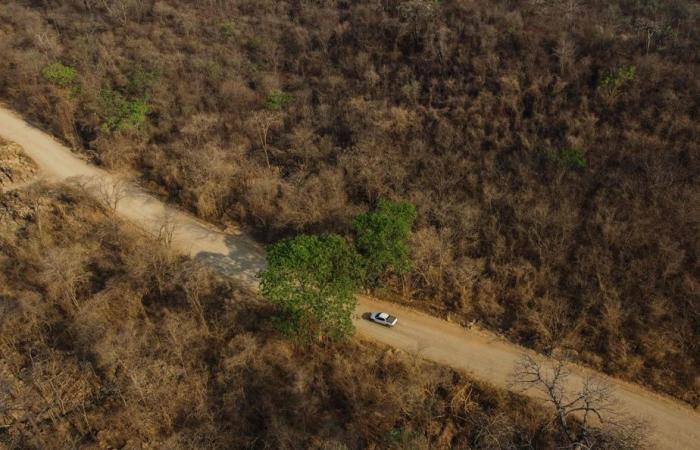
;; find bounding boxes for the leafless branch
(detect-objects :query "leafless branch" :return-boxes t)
[510,354,648,449]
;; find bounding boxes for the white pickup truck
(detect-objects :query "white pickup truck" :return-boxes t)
[368,312,398,327]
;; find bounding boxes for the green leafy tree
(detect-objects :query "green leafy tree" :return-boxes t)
[353,199,417,285]
[259,234,361,343]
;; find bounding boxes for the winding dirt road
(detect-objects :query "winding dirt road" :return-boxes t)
[1,105,698,449]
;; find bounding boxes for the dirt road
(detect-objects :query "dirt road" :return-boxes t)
[0,106,265,289]
[1,105,698,449]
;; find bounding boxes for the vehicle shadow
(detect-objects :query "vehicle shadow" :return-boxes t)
[361,312,372,321]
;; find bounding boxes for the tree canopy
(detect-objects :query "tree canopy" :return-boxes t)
[259,233,362,343]
[353,199,417,285]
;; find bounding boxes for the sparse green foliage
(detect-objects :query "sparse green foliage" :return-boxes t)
[220,21,236,38]
[265,89,293,111]
[42,62,77,87]
[259,234,362,343]
[545,147,587,169]
[244,37,261,54]
[98,66,156,132]
[125,65,158,97]
[99,88,148,132]
[599,66,636,97]
[401,79,421,103]
[388,427,428,448]
[353,199,417,285]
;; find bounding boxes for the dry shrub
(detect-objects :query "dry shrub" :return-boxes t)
[0,185,571,449]
[0,0,697,403]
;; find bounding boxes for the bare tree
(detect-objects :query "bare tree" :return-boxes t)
[28,189,47,243]
[156,211,176,249]
[144,212,177,296]
[510,354,648,449]
[87,0,152,25]
[398,0,438,41]
[559,0,582,25]
[555,34,576,75]
[636,18,663,54]
[181,263,212,327]
[181,113,218,146]
[40,246,89,309]
[97,177,128,213]
[248,110,283,170]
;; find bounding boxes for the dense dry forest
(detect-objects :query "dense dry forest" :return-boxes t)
[0,183,594,449]
[0,0,697,405]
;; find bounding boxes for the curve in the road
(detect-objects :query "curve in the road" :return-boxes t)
[1,105,698,450]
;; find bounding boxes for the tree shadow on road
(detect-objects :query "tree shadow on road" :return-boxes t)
[195,234,267,290]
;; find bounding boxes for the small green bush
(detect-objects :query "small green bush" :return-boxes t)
[244,38,261,54]
[265,89,293,111]
[401,80,421,103]
[220,21,236,38]
[42,63,78,87]
[99,88,148,132]
[546,147,587,169]
[125,66,158,97]
[599,66,636,97]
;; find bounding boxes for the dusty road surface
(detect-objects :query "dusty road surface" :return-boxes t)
[0,106,265,289]
[355,296,700,449]
[1,105,699,449]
